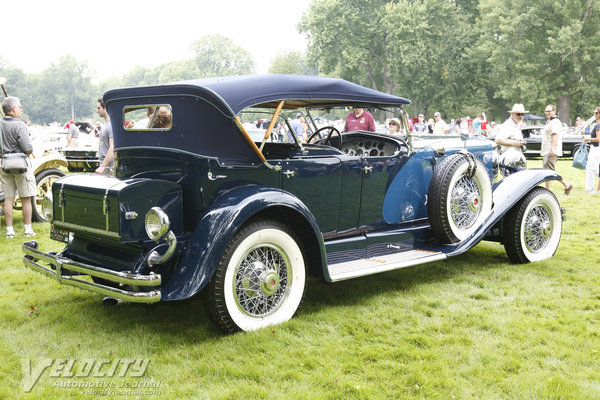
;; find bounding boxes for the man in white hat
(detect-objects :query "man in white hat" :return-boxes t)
[495,103,527,153]
[432,111,449,134]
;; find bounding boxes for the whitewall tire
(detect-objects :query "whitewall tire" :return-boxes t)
[209,220,306,333]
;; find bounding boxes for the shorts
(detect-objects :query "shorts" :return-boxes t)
[0,161,37,198]
[543,154,558,171]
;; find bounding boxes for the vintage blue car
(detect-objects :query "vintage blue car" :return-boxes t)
[22,75,565,333]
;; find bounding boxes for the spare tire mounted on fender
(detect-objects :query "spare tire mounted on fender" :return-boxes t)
[428,152,492,244]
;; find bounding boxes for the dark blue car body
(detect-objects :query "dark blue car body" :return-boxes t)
[23,75,564,333]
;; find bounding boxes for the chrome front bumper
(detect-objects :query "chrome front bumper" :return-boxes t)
[22,241,161,303]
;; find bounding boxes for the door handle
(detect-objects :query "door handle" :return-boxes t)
[283,170,295,178]
[207,172,227,180]
[363,166,373,173]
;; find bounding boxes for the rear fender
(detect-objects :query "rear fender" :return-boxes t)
[160,185,324,300]
[445,169,562,256]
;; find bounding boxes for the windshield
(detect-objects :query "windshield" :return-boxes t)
[237,105,404,147]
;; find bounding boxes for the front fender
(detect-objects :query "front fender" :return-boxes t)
[445,168,562,256]
[32,153,68,175]
[160,185,324,301]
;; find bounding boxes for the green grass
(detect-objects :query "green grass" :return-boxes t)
[2,159,600,399]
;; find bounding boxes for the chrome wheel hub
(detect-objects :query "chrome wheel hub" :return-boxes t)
[234,245,289,317]
[260,269,280,296]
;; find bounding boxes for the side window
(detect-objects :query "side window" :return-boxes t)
[123,105,173,131]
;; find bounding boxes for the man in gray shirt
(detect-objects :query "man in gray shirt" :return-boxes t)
[95,98,114,175]
[0,97,36,238]
[66,120,80,148]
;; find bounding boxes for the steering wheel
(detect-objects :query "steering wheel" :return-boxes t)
[307,126,343,149]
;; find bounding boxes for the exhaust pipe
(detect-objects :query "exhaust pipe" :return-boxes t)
[102,296,122,307]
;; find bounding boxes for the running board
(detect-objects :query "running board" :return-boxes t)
[327,249,447,282]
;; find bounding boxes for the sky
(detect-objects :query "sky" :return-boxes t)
[3,0,313,81]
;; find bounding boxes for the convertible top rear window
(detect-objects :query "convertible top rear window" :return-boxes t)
[123,105,173,131]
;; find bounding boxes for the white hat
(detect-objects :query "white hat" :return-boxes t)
[508,103,529,114]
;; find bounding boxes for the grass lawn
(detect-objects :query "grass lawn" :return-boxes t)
[1,159,599,399]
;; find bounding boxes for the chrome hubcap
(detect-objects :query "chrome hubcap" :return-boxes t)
[234,245,289,317]
[260,270,280,296]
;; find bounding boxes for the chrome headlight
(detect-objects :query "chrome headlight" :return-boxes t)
[41,194,53,221]
[499,151,527,177]
[145,207,170,242]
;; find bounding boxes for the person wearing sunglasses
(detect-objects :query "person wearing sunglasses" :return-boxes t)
[542,105,573,195]
[495,103,527,154]
[388,118,402,134]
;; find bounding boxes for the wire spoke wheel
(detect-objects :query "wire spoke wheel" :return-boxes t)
[428,153,492,243]
[209,220,306,333]
[523,204,552,253]
[450,175,483,230]
[234,244,290,317]
[504,187,562,263]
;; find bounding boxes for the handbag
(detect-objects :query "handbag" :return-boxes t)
[572,144,588,170]
[0,122,29,174]
[1,152,29,174]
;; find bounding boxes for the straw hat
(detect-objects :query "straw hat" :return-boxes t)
[508,104,529,114]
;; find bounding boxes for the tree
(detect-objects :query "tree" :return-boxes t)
[157,60,198,83]
[269,51,318,75]
[191,34,256,77]
[478,0,600,122]
[51,55,95,121]
[0,57,28,104]
[299,0,482,117]
[299,0,396,92]
[383,0,483,116]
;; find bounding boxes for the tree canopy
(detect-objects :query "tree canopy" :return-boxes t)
[0,35,256,124]
[478,0,600,121]
[3,3,600,125]
[300,0,600,122]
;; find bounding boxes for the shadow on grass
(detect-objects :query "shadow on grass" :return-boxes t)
[300,241,513,314]
[38,241,513,343]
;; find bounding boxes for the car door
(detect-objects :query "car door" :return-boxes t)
[358,154,392,229]
[280,156,343,236]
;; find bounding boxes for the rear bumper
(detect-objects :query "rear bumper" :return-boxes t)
[22,241,161,303]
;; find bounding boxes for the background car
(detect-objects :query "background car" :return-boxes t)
[521,124,586,158]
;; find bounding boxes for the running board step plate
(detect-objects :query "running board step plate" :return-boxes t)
[327,249,446,282]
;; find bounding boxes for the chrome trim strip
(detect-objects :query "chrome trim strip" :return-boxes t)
[53,221,120,239]
[22,241,161,303]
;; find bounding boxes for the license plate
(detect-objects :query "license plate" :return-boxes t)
[50,224,69,243]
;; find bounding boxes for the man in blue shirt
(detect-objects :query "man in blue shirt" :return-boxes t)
[291,113,307,142]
